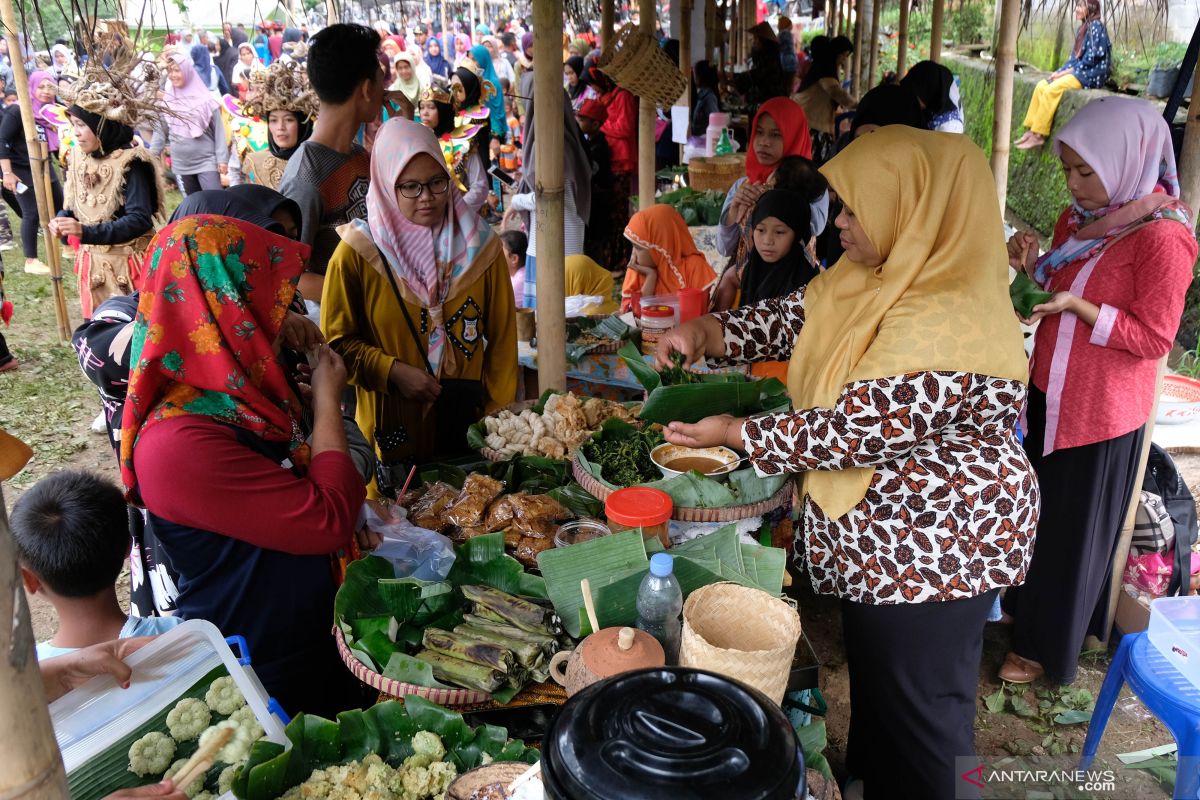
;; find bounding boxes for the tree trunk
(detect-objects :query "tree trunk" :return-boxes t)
[930,0,945,61]
[868,0,882,87]
[532,0,566,392]
[1051,5,1067,70]
[0,472,69,799]
[990,0,1020,211]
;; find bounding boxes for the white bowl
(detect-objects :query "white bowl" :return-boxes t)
[650,443,741,481]
[1157,374,1200,426]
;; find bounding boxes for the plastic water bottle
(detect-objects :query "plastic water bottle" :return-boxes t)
[636,553,683,663]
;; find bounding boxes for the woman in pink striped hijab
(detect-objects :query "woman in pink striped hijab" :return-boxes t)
[322,118,516,490]
[1000,96,1196,685]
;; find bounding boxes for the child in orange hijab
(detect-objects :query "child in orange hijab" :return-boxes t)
[621,205,717,310]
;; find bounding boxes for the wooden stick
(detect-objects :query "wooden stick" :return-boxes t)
[868,0,882,88]
[897,0,911,75]
[680,0,693,163]
[0,10,71,342]
[1177,44,1200,221]
[990,0,1020,211]
[532,0,566,393]
[637,0,655,210]
[0,479,69,799]
[581,578,600,633]
[173,726,233,790]
[929,0,945,62]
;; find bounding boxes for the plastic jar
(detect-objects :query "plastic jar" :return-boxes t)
[605,487,673,549]
[555,519,612,548]
[639,305,675,356]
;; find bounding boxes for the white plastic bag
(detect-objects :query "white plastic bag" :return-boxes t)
[362,505,456,581]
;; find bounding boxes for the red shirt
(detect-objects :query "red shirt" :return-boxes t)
[1030,210,1196,451]
[601,88,638,175]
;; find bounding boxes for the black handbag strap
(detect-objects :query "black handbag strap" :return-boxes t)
[375,244,436,378]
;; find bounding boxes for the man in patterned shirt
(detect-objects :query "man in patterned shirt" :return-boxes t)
[280,23,384,313]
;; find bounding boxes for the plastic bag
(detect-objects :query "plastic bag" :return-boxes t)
[363,505,456,581]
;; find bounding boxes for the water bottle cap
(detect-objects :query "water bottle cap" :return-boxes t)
[649,552,674,577]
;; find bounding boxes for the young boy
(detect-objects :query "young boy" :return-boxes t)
[500,229,527,307]
[279,23,385,313]
[11,470,181,660]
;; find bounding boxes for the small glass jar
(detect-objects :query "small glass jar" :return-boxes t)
[639,305,676,356]
[555,519,612,548]
[605,487,674,549]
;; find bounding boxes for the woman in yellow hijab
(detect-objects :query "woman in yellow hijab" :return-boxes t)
[564,254,618,315]
[655,126,1038,799]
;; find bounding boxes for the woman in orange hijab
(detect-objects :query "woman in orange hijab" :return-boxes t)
[621,205,717,309]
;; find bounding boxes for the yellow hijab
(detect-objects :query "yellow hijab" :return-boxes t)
[565,255,618,315]
[788,126,1029,520]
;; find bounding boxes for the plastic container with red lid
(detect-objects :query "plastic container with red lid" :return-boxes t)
[639,305,676,355]
[605,487,673,548]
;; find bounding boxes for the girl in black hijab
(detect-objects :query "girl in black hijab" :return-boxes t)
[740,189,817,306]
[900,60,964,132]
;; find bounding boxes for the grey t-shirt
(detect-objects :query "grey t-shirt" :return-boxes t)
[149,114,227,176]
[278,140,371,276]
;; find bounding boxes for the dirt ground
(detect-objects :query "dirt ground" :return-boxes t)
[3,261,1199,798]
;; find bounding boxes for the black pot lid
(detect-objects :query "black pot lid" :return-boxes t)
[542,667,803,800]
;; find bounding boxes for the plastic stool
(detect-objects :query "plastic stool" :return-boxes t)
[1080,632,1200,798]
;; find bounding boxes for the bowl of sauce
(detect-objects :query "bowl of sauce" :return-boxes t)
[650,443,742,482]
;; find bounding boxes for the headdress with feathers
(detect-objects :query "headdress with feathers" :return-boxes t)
[241,59,319,121]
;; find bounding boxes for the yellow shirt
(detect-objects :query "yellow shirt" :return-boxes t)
[322,233,517,492]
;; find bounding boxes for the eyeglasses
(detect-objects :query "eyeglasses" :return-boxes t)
[395,176,451,199]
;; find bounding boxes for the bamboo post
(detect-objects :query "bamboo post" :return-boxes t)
[828,0,838,36]
[896,0,910,75]
[440,5,449,56]
[532,0,565,392]
[638,0,655,209]
[990,0,1020,211]
[868,0,882,87]
[0,4,69,342]
[841,0,851,37]
[601,0,614,48]
[680,0,693,161]
[851,0,863,94]
[0,468,70,798]
[929,0,945,61]
[719,0,727,71]
[1177,51,1200,218]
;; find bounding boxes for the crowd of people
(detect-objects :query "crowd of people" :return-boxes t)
[0,5,1190,799]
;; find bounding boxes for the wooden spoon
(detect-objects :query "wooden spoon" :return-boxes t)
[580,578,600,634]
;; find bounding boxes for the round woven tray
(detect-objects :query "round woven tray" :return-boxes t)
[478,399,541,462]
[334,626,490,707]
[571,454,793,522]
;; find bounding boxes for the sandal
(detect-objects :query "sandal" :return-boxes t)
[998,651,1044,684]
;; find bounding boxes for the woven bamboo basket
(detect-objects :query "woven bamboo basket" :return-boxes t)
[678,582,801,704]
[334,626,490,706]
[571,453,793,523]
[597,23,688,108]
[688,154,746,193]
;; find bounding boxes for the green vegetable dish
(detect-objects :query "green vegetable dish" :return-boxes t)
[580,419,665,487]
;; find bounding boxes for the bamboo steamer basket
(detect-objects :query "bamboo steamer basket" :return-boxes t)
[688,154,746,193]
[598,23,688,108]
[334,626,490,706]
[572,453,793,523]
[678,582,801,704]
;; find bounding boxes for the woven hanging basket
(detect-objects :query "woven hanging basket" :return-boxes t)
[598,23,688,108]
[334,626,490,707]
[678,582,801,704]
[688,154,746,193]
[571,453,793,523]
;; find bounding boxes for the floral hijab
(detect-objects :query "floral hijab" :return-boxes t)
[119,215,311,504]
[352,117,496,376]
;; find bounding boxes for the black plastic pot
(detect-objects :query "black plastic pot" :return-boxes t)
[542,667,806,800]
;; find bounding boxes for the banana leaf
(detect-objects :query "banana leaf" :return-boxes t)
[617,342,662,392]
[1009,271,1054,319]
[459,615,560,653]
[446,533,548,599]
[461,584,560,635]
[335,556,395,621]
[726,468,789,505]
[547,483,603,518]
[639,378,790,425]
[453,624,548,668]
[233,698,539,800]
[356,629,401,668]
[466,422,488,450]
[642,471,738,508]
[537,531,651,638]
[422,628,517,673]
[376,578,455,627]
[382,652,454,688]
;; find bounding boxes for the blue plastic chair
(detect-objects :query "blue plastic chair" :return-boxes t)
[1080,632,1200,798]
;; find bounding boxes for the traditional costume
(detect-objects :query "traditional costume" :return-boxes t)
[239,59,318,190]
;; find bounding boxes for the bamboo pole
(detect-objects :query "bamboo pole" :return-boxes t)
[0,470,70,799]
[841,0,851,37]
[851,0,863,95]
[1,3,69,342]
[532,0,565,393]
[680,0,693,162]
[1177,51,1200,219]
[868,0,882,87]
[718,0,727,71]
[990,0,1020,212]
[828,0,838,36]
[929,0,945,61]
[601,0,614,48]
[638,0,655,209]
[896,0,910,75]
[440,4,449,56]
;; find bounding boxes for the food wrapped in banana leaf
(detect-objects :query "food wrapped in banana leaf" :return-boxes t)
[413,650,507,694]
[461,585,561,635]
[422,628,516,674]
[451,624,546,670]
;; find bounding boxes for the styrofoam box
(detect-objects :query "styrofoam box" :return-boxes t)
[49,619,289,796]
[1148,596,1200,691]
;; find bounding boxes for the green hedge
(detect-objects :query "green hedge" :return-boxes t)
[946,54,1109,236]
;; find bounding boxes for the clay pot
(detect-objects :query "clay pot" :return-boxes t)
[548,626,664,697]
